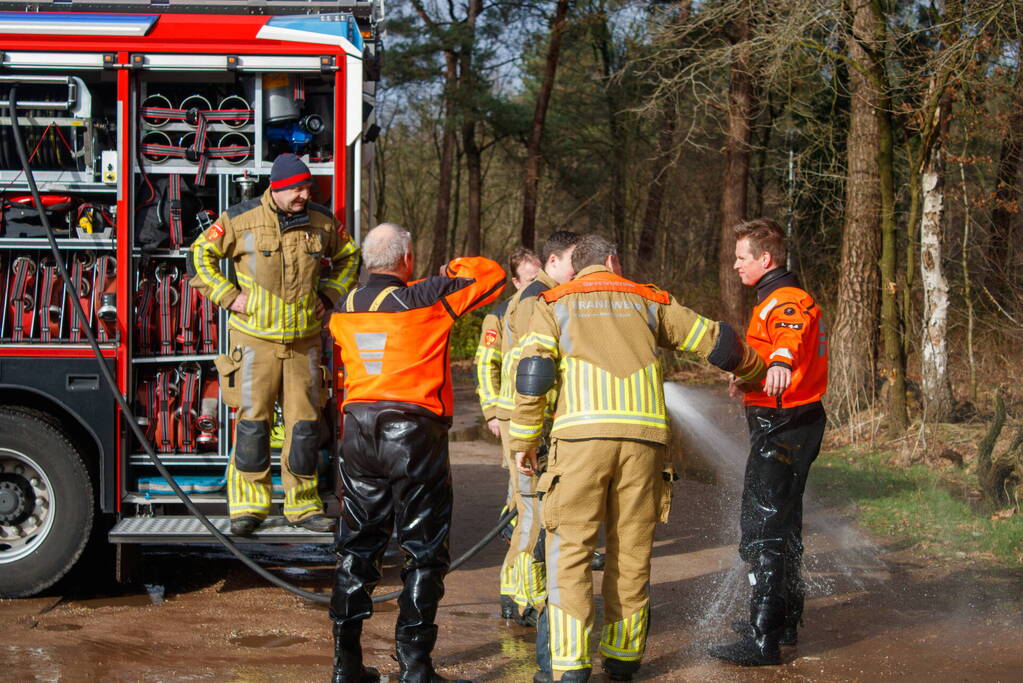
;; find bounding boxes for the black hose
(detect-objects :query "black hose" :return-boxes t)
[8,86,515,606]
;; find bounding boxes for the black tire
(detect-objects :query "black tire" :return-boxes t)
[0,407,94,598]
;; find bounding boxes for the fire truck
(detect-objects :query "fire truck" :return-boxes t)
[0,1,383,597]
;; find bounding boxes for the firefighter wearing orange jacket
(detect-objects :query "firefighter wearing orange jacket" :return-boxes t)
[510,234,767,682]
[709,218,828,667]
[327,223,505,683]
[189,153,360,536]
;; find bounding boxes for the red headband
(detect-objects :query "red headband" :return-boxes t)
[270,171,312,190]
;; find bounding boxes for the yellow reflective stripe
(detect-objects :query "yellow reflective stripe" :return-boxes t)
[509,421,542,439]
[549,604,591,670]
[474,345,502,408]
[192,240,229,297]
[327,240,360,294]
[553,411,669,430]
[598,604,649,661]
[227,463,270,517]
[521,332,558,352]
[680,315,710,351]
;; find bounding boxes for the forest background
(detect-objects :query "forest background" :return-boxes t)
[364,1,1023,533]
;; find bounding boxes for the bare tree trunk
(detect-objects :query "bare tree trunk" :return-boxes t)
[430,51,458,276]
[461,0,484,256]
[830,0,882,420]
[521,0,571,250]
[920,94,954,422]
[718,12,754,327]
[593,9,627,252]
[988,51,1023,293]
[876,18,907,433]
[638,108,676,265]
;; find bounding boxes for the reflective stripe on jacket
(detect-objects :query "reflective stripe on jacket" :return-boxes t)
[508,265,766,450]
[328,257,506,418]
[189,188,360,342]
[474,298,510,421]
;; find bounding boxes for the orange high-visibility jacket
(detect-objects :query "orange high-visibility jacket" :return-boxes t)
[744,269,828,409]
[328,256,506,418]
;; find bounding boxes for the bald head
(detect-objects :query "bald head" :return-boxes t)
[363,223,413,276]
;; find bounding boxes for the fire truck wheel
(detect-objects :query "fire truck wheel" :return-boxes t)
[0,407,94,598]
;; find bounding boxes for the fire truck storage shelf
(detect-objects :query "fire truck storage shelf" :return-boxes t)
[1,4,379,596]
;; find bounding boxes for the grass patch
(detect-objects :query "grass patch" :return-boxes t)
[813,447,1023,567]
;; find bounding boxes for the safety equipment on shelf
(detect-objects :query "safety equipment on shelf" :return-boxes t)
[93,254,117,341]
[176,362,201,454]
[67,250,94,343]
[134,174,200,251]
[263,74,306,124]
[177,272,200,354]
[1,195,73,238]
[155,262,179,356]
[154,368,178,453]
[7,255,36,341]
[138,96,254,184]
[134,271,157,355]
[196,377,220,450]
[37,255,62,341]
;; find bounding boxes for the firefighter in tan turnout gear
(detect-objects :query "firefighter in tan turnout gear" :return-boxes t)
[189,153,360,536]
[494,232,580,626]
[510,234,768,682]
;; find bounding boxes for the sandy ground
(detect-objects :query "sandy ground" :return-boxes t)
[2,383,1022,682]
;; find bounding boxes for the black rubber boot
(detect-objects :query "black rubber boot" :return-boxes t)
[500,595,518,620]
[515,605,539,628]
[709,596,784,666]
[730,619,797,647]
[709,550,785,666]
[602,657,639,681]
[230,515,262,537]
[332,622,380,683]
[292,513,336,532]
[396,639,470,683]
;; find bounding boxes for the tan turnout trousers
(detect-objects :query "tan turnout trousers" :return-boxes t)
[221,328,325,522]
[499,419,547,609]
[538,437,670,677]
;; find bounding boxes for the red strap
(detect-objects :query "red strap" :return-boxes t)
[39,261,59,342]
[135,278,156,354]
[156,370,176,453]
[177,365,200,452]
[177,274,198,353]
[157,270,176,355]
[68,258,85,343]
[9,257,35,342]
[199,295,217,353]
[168,175,184,249]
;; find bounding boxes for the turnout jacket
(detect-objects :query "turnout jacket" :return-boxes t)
[744,268,828,409]
[495,270,560,420]
[189,188,360,342]
[508,266,767,450]
[328,257,506,419]
[474,298,510,421]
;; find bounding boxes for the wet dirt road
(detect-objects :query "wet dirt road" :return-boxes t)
[2,384,1022,681]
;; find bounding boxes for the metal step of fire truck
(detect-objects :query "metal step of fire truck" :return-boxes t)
[109,515,333,544]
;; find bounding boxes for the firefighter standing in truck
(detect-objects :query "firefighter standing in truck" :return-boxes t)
[189,153,360,536]
[709,218,828,667]
[510,234,767,683]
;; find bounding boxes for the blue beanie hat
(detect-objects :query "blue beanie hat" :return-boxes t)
[270,153,312,191]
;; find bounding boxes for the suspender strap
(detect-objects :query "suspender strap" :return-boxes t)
[344,288,358,312]
[369,286,398,312]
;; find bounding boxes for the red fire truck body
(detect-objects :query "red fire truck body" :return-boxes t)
[0,3,380,597]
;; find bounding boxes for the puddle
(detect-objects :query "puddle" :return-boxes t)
[41,623,82,632]
[229,633,309,648]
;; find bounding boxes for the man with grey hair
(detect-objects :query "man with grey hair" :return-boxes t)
[327,223,506,683]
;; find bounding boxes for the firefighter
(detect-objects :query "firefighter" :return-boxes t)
[708,218,828,667]
[327,223,505,683]
[495,231,580,626]
[475,247,541,441]
[510,234,767,682]
[189,153,360,536]
[473,247,541,609]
